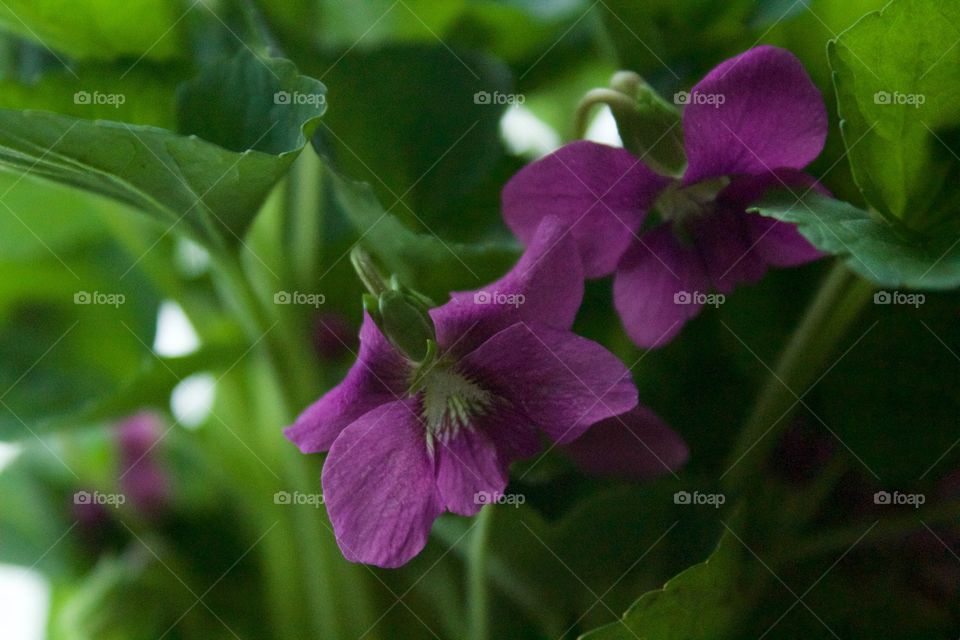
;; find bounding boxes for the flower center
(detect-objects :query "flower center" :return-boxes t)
[417,365,492,450]
[653,176,730,226]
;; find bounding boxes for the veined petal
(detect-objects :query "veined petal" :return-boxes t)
[683,46,827,184]
[432,216,584,358]
[435,427,508,516]
[321,399,441,568]
[461,322,637,445]
[502,140,670,277]
[285,313,410,453]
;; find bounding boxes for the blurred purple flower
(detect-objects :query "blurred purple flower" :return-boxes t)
[118,412,170,517]
[503,46,827,348]
[286,218,684,567]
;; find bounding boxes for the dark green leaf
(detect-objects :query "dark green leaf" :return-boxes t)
[326,165,520,301]
[580,532,745,640]
[751,191,960,289]
[0,50,326,245]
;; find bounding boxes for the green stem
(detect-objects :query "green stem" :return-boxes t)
[792,500,960,560]
[724,262,875,492]
[468,506,494,640]
[210,252,346,640]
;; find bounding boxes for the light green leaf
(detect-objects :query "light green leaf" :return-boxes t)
[751,191,960,289]
[0,50,326,245]
[828,0,960,227]
[0,0,185,61]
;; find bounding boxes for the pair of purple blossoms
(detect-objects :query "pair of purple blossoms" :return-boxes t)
[505,45,827,347]
[286,46,828,567]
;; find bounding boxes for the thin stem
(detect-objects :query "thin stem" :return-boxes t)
[793,500,960,560]
[209,252,344,640]
[724,262,875,492]
[468,505,494,640]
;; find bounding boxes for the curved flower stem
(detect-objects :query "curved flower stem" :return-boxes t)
[723,262,875,493]
[574,88,639,139]
[468,505,495,640]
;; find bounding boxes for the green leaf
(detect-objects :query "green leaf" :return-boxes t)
[751,191,960,289]
[0,0,185,61]
[0,65,184,128]
[316,45,510,241]
[0,172,165,440]
[326,164,520,302]
[580,532,745,640]
[0,50,326,245]
[828,0,960,227]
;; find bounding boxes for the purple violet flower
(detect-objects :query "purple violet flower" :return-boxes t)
[502,46,827,348]
[286,217,684,567]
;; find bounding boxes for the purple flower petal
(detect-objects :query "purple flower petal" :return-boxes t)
[745,215,822,267]
[461,322,637,445]
[561,406,688,481]
[502,141,670,277]
[683,46,827,184]
[718,170,824,268]
[613,225,710,349]
[432,216,584,358]
[321,399,442,568]
[691,209,767,294]
[435,428,508,516]
[285,313,410,453]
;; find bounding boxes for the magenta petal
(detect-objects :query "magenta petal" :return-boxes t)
[461,322,637,445]
[435,428,508,516]
[745,215,822,267]
[718,170,824,268]
[432,216,584,358]
[502,141,670,277]
[613,225,711,349]
[562,406,688,481]
[285,313,410,453]
[692,210,767,294]
[321,399,441,568]
[683,46,827,184]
